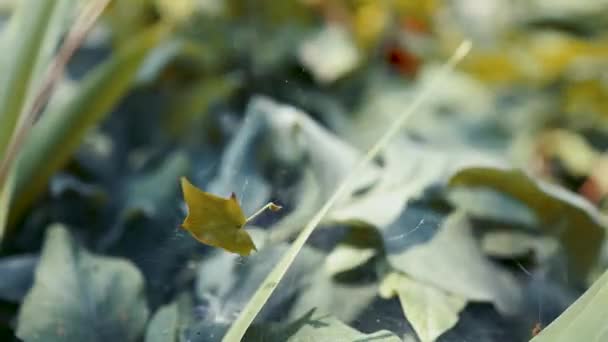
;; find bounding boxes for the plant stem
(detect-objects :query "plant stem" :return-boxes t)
[246,202,282,224]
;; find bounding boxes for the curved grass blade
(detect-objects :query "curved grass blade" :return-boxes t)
[221,40,473,342]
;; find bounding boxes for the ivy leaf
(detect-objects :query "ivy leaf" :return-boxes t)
[246,310,401,342]
[145,302,179,342]
[288,268,378,325]
[0,254,37,302]
[448,167,607,281]
[180,177,255,256]
[16,225,148,342]
[387,211,522,314]
[379,272,467,342]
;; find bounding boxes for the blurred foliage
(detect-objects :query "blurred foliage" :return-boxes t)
[0,0,608,341]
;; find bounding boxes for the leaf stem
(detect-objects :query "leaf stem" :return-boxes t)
[246,202,282,224]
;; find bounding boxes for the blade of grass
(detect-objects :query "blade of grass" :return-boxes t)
[221,40,473,341]
[0,0,77,240]
[530,269,608,341]
[0,0,57,158]
[7,24,170,227]
[0,0,110,192]
[0,172,14,241]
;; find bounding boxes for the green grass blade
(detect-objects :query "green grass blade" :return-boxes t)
[530,270,608,341]
[0,0,58,158]
[0,171,14,242]
[8,24,169,226]
[27,0,77,97]
[221,40,473,342]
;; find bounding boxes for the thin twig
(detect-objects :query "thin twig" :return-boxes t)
[0,0,111,190]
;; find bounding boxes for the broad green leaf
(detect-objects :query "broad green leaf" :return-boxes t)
[0,254,37,302]
[206,98,272,216]
[145,302,179,342]
[196,244,324,325]
[10,24,169,223]
[246,310,401,342]
[448,167,607,281]
[379,272,467,342]
[531,269,608,342]
[126,151,190,217]
[481,230,558,261]
[387,211,521,314]
[327,136,502,230]
[0,0,57,157]
[323,226,382,276]
[327,138,445,228]
[288,268,377,324]
[16,225,149,342]
[222,41,472,341]
[324,244,376,277]
[446,187,538,226]
[97,150,190,250]
[259,96,380,202]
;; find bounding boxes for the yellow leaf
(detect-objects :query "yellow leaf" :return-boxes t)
[180,177,256,256]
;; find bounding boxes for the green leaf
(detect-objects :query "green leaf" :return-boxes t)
[10,24,169,224]
[0,0,64,157]
[0,254,37,302]
[98,151,190,250]
[145,302,179,342]
[387,211,521,314]
[16,225,149,342]
[446,187,538,226]
[480,230,558,261]
[531,269,608,342]
[448,167,607,281]
[323,226,381,277]
[246,310,401,342]
[196,244,324,324]
[125,151,190,217]
[327,138,444,228]
[288,268,377,324]
[379,272,467,342]
[222,41,472,341]
[324,244,376,277]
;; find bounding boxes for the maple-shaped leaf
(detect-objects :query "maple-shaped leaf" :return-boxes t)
[180,177,256,256]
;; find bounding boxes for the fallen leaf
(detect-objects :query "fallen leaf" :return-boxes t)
[379,272,467,342]
[180,176,255,256]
